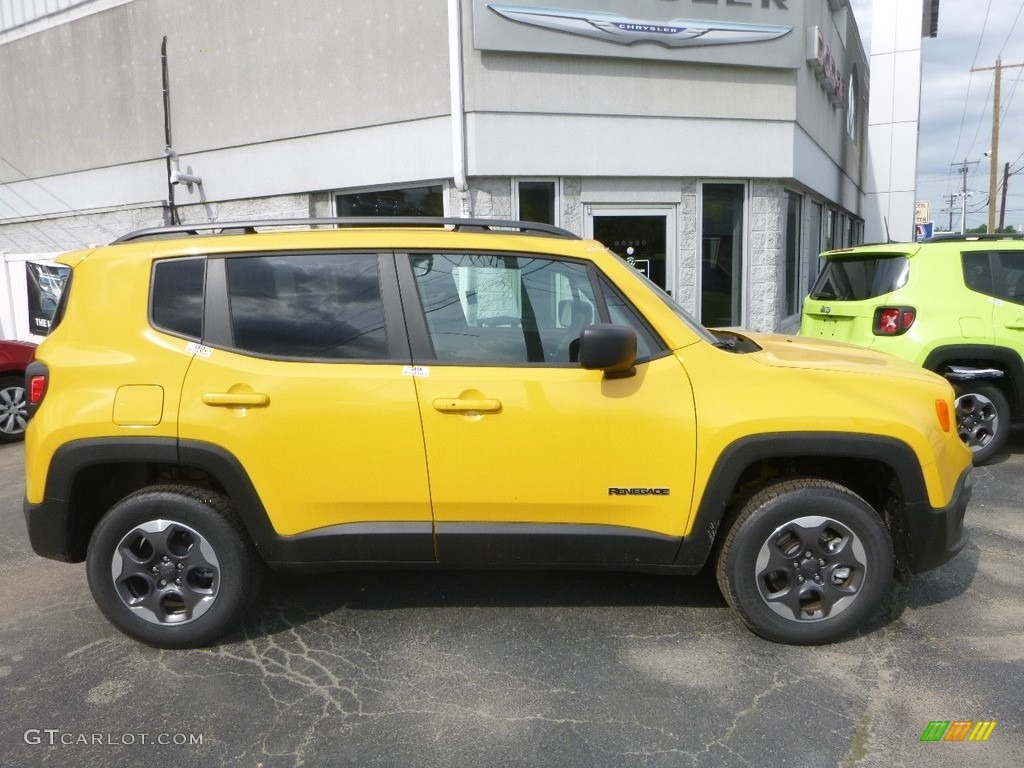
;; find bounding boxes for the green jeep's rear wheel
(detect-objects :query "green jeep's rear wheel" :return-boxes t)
[716,479,894,645]
[86,486,262,648]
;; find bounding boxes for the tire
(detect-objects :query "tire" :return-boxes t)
[715,479,894,645]
[954,382,1010,465]
[0,374,28,443]
[86,486,262,648]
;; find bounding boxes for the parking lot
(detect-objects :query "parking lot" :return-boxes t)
[1,433,1022,768]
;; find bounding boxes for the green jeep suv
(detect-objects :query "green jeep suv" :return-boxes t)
[800,233,1024,463]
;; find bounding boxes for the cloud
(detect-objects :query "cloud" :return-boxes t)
[852,0,1024,230]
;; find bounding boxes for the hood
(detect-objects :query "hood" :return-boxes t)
[744,333,947,386]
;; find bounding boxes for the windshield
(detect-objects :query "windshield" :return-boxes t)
[808,255,909,301]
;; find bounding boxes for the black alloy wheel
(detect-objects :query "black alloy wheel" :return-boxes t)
[86,486,262,648]
[716,479,894,645]
[954,382,1010,465]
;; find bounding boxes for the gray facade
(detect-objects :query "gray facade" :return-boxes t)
[0,0,869,334]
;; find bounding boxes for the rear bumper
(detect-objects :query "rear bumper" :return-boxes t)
[24,495,76,562]
[902,466,972,574]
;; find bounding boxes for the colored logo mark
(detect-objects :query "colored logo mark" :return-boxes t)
[920,721,997,742]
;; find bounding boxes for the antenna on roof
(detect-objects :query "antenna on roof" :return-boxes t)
[883,217,896,243]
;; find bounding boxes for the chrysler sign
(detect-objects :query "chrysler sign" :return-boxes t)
[486,5,792,48]
[473,0,801,68]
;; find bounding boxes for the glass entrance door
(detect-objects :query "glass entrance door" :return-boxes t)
[588,209,673,295]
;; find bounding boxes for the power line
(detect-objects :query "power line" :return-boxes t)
[0,152,122,247]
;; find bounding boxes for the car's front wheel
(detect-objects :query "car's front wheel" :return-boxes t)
[86,486,262,648]
[716,479,894,645]
[954,382,1010,465]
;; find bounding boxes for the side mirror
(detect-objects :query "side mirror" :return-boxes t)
[578,324,637,378]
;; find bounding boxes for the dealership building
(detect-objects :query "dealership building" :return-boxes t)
[0,0,924,336]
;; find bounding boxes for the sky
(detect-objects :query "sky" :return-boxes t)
[850,0,1024,232]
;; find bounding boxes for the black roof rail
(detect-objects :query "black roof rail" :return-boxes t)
[111,217,581,244]
[922,232,1024,243]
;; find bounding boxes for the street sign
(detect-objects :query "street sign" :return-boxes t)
[915,201,931,225]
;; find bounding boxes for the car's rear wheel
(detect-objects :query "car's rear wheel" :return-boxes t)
[0,375,29,443]
[716,479,894,645]
[86,486,262,648]
[954,382,1010,465]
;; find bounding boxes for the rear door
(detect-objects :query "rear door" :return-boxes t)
[177,251,434,559]
[800,252,911,344]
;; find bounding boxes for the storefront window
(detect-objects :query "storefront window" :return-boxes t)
[516,180,557,225]
[700,183,745,328]
[335,185,444,217]
[808,202,824,293]
[784,191,802,317]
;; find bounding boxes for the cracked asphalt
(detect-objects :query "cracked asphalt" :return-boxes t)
[1,433,1022,768]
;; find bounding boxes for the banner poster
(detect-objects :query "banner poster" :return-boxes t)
[26,262,70,336]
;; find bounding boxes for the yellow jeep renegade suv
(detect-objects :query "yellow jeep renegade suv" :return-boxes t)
[24,218,972,647]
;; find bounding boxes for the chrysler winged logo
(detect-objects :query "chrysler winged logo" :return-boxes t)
[488,4,792,48]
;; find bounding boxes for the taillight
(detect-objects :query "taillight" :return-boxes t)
[25,361,48,418]
[29,375,47,405]
[873,306,916,335]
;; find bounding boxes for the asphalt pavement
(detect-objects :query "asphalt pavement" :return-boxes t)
[1,432,1022,768]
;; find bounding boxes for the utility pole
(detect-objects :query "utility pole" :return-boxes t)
[945,193,958,232]
[999,162,1010,232]
[971,59,1024,232]
[952,159,977,234]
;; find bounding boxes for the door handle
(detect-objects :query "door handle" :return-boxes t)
[432,398,502,414]
[203,392,270,408]
[1005,321,1024,330]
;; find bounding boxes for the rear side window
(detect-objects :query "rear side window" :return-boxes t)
[152,258,205,339]
[962,252,993,295]
[226,253,388,360]
[808,255,909,301]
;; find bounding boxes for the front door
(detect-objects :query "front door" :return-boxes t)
[402,249,697,566]
[588,208,674,296]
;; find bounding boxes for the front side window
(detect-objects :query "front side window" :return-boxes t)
[226,253,388,360]
[998,252,1024,304]
[598,276,661,361]
[964,250,1024,304]
[412,253,599,365]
